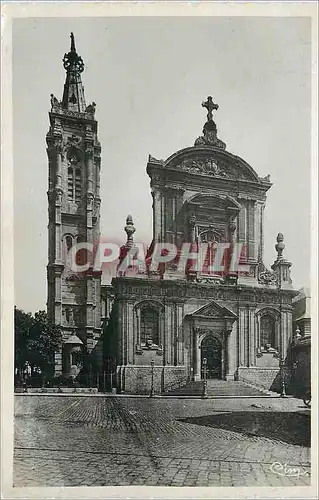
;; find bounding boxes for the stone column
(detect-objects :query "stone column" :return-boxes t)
[54,267,63,325]
[135,307,141,347]
[193,329,200,381]
[172,196,177,244]
[86,146,94,194]
[176,302,184,365]
[255,202,261,262]
[238,306,246,366]
[55,148,63,190]
[248,306,256,366]
[54,189,63,263]
[160,192,165,241]
[164,304,173,365]
[247,201,256,261]
[226,330,234,380]
[117,301,125,364]
[94,276,101,329]
[255,315,260,353]
[96,164,100,198]
[152,190,162,243]
[221,336,226,379]
[238,201,247,261]
[280,308,291,359]
[126,302,134,364]
[259,203,265,263]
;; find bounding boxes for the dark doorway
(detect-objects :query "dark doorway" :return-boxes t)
[201,335,222,379]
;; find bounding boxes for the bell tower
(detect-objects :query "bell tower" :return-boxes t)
[46,33,102,377]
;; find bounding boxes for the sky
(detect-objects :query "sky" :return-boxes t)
[13,16,311,313]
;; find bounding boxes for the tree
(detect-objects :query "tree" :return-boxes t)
[14,307,62,378]
[14,307,34,376]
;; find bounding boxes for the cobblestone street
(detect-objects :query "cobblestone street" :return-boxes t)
[14,395,311,487]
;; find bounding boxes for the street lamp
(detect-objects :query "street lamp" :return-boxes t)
[280,357,287,397]
[202,357,208,399]
[150,359,155,398]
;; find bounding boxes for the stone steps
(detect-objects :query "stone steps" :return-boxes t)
[164,380,270,397]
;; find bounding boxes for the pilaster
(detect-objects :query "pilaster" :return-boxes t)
[127,302,134,364]
[152,190,162,242]
[176,302,184,365]
[238,306,246,366]
[248,306,256,366]
[247,200,256,261]
[164,303,173,365]
[238,202,247,249]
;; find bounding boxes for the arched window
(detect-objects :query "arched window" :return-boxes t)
[65,236,73,252]
[260,315,276,349]
[65,308,71,323]
[73,308,82,326]
[71,352,77,365]
[67,167,74,200]
[140,308,159,346]
[64,235,73,263]
[198,228,222,276]
[67,166,82,203]
[75,169,81,203]
[75,235,87,266]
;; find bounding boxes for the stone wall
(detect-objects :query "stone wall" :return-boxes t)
[116,365,189,395]
[237,367,281,391]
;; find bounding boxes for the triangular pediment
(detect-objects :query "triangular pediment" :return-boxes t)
[191,300,237,319]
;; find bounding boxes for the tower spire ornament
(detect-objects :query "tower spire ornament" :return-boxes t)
[275,232,285,260]
[70,31,76,52]
[124,215,136,248]
[62,32,86,112]
[195,95,226,149]
[271,232,293,289]
[117,215,137,277]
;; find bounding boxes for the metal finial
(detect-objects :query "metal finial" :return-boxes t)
[63,32,84,73]
[70,32,76,52]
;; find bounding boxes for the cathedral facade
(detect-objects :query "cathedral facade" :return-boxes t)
[47,34,297,393]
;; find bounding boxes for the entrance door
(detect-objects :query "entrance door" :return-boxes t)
[201,335,222,379]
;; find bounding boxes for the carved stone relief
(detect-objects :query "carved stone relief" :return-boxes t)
[258,263,278,286]
[175,157,229,177]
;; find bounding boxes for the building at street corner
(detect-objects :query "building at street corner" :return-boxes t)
[291,287,311,395]
[47,34,299,393]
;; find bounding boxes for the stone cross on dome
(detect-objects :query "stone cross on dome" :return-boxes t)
[194,96,226,149]
[202,96,219,122]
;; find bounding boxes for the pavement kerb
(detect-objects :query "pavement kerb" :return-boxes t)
[14,392,293,400]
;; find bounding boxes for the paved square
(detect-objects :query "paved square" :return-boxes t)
[14,395,311,487]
